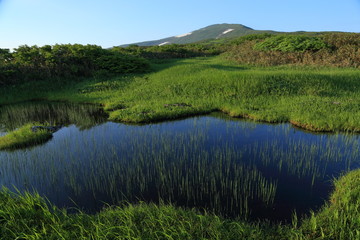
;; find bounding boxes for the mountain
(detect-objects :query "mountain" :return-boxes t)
[120,24,276,47]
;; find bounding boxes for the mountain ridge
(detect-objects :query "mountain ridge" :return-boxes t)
[120,23,277,47]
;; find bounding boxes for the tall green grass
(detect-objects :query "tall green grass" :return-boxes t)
[299,169,360,239]
[1,169,359,239]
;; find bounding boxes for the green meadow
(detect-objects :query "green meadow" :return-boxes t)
[2,56,360,132]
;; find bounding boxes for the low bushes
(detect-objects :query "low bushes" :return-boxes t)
[0,44,150,86]
[227,33,360,67]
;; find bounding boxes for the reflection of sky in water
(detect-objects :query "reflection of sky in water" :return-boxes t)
[0,114,359,222]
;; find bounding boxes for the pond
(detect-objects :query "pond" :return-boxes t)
[0,101,359,222]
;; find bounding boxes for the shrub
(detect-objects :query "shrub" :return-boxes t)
[226,33,360,67]
[253,35,329,52]
[95,53,150,74]
[0,44,151,86]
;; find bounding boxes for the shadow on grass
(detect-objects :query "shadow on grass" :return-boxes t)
[208,64,248,71]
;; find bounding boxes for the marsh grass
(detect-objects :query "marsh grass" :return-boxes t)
[299,169,360,239]
[0,123,52,150]
[1,115,358,222]
[0,169,359,239]
[1,56,359,132]
[1,55,360,238]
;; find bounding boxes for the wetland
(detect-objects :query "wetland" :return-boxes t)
[1,101,359,223]
[1,35,360,238]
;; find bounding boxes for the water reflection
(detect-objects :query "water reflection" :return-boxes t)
[0,101,107,131]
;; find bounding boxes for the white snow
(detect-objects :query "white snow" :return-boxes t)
[175,32,192,38]
[216,29,235,39]
[158,42,170,46]
[222,29,234,35]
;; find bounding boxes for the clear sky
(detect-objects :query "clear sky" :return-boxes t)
[1,0,360,50]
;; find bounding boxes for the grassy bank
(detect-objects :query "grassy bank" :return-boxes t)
[0,123,53,150]
[1,56,360,132]
[0,169,359,239]
[299,169,360,239]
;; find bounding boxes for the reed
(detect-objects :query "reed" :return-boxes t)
[0,169,359,239]
[1,114,358,222]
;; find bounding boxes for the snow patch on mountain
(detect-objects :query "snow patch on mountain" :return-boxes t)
[222,29,234,35]
[175,32,192,38]
[158,42,170,46]
[216,29,235,39]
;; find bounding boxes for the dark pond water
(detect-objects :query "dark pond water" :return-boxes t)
[0,102,359,222]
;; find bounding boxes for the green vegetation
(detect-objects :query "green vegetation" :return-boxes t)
[112,43,221,59]
[253,35,329,52]
[227,33,360,67]
[299,169,360,239]
[1,112,357,222]
[2,56,359,132]
[0,44,150,86]
[0,32,360,239]
[0,169,358,239]
[0,123,52,150]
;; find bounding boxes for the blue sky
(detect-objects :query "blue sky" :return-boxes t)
[1,0,360,50]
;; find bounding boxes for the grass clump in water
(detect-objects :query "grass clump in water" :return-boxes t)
[0,123,53,150]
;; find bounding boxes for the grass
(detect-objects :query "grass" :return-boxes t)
[299,169,360,239]
[0,123,53,150]
[0,169,359,239]
[1,55,359,238]
[1,56,360,132]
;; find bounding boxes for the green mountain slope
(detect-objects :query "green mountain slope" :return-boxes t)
[120,23,276,46]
